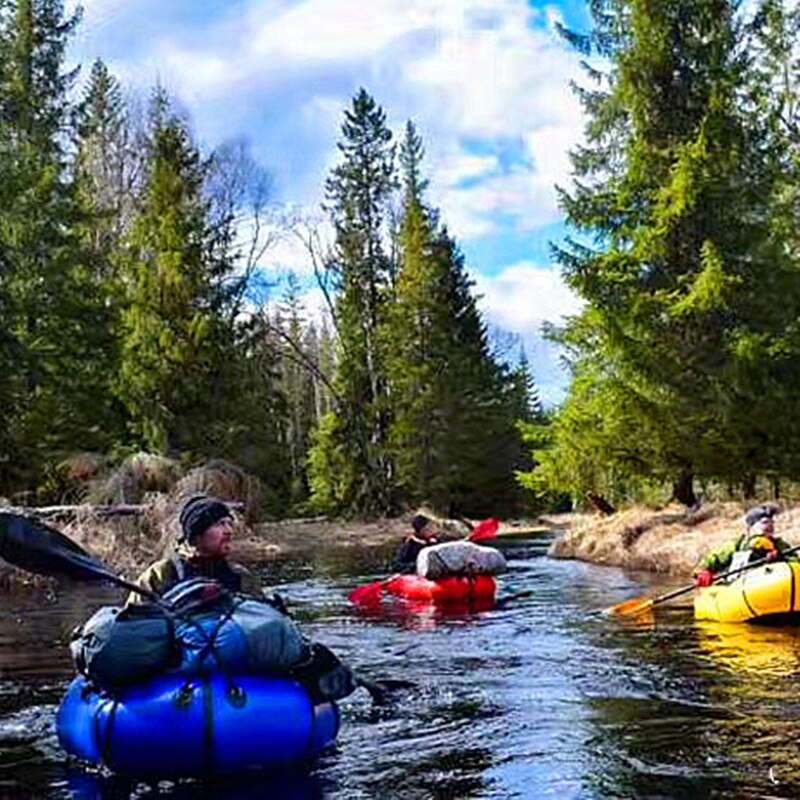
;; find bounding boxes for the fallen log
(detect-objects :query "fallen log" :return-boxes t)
[0,501,246,520]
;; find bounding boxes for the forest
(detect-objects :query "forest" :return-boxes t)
[521,0,800,510]
[0,1,539,518]
[3,0,800,519]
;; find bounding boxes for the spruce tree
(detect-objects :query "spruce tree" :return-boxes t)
[0,0,97,493]
[547,0,780,504]
[388,122,528,515]
[115,90,233,456]
[308,89,397,514]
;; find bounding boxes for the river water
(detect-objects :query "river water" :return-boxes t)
[3,532,800,799]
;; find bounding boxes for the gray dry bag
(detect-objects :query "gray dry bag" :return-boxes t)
[69,603,175,689]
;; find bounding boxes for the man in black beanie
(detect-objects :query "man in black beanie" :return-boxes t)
[127,494,260,604]
[392,514,438,574]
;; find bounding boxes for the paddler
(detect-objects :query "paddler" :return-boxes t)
[393,514,438,574]
[693,505,792,587]
[127,494,261,604]
[127,494,357,702]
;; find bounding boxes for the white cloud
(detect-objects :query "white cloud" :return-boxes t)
[249,0,430,63]
[95,0,585,239]
[475,261,582,404]
[475,261,583,335]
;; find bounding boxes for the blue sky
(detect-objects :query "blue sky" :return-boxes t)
[68,0,590,404]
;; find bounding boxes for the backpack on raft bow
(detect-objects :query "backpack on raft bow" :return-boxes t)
[69,578,356,702]
[415,540,507,580]
[69,603,177,689]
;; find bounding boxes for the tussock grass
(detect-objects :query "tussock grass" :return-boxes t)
[549,501,800,575]
[172,460,261,522]
[88,452,183,505]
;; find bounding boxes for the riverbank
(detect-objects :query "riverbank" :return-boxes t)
[5,497,789,589]
[548,501,800,575]
[0,504,549,590]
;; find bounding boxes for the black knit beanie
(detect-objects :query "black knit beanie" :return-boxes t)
[411,514,431,535]
[179,495,231,543]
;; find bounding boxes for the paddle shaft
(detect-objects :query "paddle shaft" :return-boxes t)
[649,541,800,608]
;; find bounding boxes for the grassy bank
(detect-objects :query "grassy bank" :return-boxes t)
[548,502,800,575]
[1,505,542,591]
[8,495,768,591]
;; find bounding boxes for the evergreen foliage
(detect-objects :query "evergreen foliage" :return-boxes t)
[388,122,529,515]
[0,4,547,519]
[522,0,800,508]
[0,0,96,491]
[115,90,236,456]
[308,88,397,514]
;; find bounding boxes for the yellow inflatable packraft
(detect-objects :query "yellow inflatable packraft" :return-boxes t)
[694,561,800,622]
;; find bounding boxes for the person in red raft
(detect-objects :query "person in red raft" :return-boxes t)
[693,505,793,587]
[393,514,438,573]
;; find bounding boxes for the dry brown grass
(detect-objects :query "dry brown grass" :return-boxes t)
[88,452,184,505]
[549,501,800,575]
[172,460,261,521]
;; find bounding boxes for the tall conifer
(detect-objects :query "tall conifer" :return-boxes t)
[389,122,529,514]
[0,0,92,491]
[545,0,779,504]
[308,89,396,513]
[115,90,233,456]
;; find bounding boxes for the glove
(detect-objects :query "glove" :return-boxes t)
[694,569,714,588]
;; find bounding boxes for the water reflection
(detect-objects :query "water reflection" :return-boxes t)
[696,621,800,677]
[353,597,497,632]
[588,605,800,798]
[6,536,800,797]
[63,766,334,800]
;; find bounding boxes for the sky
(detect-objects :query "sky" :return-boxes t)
[68,0,590,404]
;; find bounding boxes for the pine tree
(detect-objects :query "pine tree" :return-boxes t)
[308,89,397,514]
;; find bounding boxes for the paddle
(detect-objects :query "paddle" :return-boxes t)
[0,512,160,601]
[0,512,409,705]
[348,517,501,606]
[607,542,800,617]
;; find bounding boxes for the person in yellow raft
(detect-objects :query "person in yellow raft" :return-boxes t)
[127,494,261,604]
[694,505,792,587]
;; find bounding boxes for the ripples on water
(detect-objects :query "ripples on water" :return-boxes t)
[3,533,800,798]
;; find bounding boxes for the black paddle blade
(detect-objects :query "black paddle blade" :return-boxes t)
[0,512,118,583]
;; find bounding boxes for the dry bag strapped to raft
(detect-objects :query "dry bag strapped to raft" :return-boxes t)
[69,603,176,688]
[162,579,306,675]
[416,540,507,580]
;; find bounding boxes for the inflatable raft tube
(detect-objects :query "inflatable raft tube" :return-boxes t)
[694,561,800,623]
[384,574,496,604]
[56,673,339,777]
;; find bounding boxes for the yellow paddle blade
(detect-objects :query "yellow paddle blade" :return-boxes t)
[605,596,656,616]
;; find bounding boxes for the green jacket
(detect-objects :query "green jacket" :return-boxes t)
[698,532,794,574]
[126,544,261,605]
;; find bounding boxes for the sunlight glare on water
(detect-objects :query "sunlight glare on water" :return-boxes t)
[3,533,800,798]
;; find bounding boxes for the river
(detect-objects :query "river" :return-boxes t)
[3,532,800,799]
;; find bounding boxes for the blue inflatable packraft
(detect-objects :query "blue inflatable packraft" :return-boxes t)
[56,673,339,777]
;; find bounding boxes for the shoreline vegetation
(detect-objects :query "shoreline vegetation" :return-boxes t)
[0,499,549,592]
[7,495,800,593]
[548,502,800,576]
